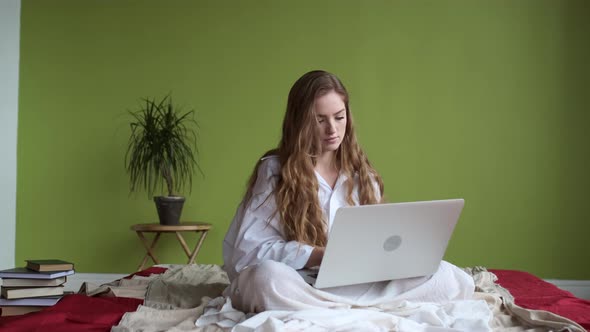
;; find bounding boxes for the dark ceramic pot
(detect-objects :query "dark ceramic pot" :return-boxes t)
[153,196,185,225]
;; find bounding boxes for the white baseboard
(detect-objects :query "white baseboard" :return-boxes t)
[63,273,128,292]
[545,279,590,300]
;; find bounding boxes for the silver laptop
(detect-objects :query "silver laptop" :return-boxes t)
[299,198,464,289]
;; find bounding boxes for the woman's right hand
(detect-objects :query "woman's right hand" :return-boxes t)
[305,247,325,268]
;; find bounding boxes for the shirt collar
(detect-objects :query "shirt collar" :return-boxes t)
[315,170,348,192]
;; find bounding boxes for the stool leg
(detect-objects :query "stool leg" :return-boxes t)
[187,231,209,264]
[136,231,161,271]
[175,231,192,257]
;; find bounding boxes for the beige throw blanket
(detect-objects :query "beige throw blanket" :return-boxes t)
[109,265,584,332]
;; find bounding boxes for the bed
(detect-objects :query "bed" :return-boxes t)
[0,265,588,331]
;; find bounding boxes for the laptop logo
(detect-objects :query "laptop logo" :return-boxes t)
[383,235,402,252]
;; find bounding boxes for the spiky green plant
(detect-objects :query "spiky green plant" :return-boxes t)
[125,95,199,197]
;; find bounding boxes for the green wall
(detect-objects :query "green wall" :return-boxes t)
[17,0,589,279]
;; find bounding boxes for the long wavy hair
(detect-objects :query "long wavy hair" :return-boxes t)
[244,70,384,247]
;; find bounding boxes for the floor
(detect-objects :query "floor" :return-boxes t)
[64,273,128,293]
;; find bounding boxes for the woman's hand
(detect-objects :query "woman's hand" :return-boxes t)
[305,247,325,268]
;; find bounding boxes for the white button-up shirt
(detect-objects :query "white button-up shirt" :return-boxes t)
[223,155,375,281]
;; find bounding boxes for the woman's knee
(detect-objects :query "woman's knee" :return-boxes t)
[244,260,294,288]
[231,260,302,312]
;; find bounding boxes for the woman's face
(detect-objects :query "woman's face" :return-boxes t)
[314,91,347,154]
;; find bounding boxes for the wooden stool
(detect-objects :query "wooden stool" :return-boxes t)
[130,222,212,271]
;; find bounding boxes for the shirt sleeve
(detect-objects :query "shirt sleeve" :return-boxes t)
[223,157,314,280]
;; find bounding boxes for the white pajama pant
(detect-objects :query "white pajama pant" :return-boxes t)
[225,260,475,313]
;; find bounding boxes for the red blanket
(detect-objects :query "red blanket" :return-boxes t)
[490,269,590,330]
[0,267,166,332]
[1,268,588,331]
[0,295,142,332]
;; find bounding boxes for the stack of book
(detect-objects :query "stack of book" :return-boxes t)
[0,259,75,316]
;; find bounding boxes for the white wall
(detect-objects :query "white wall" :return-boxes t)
[0,0,20,270]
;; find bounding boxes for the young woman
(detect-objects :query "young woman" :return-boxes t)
[222,70,474,312]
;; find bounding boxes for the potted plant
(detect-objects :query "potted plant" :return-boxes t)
[125,94,200,225]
